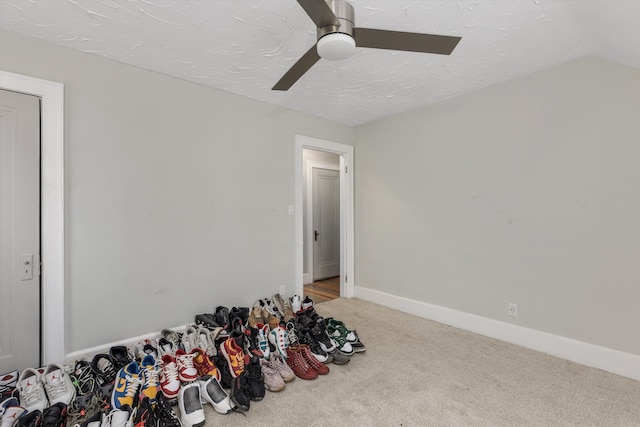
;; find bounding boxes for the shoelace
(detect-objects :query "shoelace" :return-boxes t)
[67,394,103,427]
[286,322,300,346]
[70,363,96,395]
[177,353,196,372]
[45,376,68,400]
[124,376,143,399]
[21,381,45,407]
[161,361,180,384]
[142,365,159,389]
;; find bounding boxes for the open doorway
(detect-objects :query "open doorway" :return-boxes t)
[294,135,354,303]
[303,149,340,302]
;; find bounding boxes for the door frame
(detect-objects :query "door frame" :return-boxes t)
[294,135,354,299]
[0,70,65,365]
[307,161,340,284]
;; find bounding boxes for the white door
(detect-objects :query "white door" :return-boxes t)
[312,167,340,281]
[0,89,41,373]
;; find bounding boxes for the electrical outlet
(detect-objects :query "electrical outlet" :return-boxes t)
[279,285,286,296]
[508,303,518,317]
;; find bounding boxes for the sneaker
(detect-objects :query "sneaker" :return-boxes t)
[156,338,177,358]
[198,375,234,415]
[161,329,182,350]
[158,355,181,400]
[219,337,245,379]
[243,327,263,359]
[290,294,302,314]
[229,307,249,329]
[0,371,18,401]
[311,323,337,353]
[132,397,155,427]
[91,354,118,386]
[301,296,314,310]
[154,392,180,427]
[268,323,288,359]
[298,344,329,375]
[299,328,329,363]
[1,397,26,427]
[272,293,295,321]
[177,382,205,427]
[257,324,271,360]
[174,350,198,383]
[16,368,48,413]
[350,340,366,353]
[134,341,158,362]
[269,355,295,383]
[228,372,250,412]
[191,348,220,381]
[15,409,41,427]
[245,356,265,402]
[326,325,354,355]
[109,346,133,370]
[328,349,351,365]
[139,355,159,402]
[69,360,97,397]
[213,355,232,390]
[111,362,142,409]
[181,325,199,353]
[102,405,134,427]
[285,346,318,380]
[259,359,284,392]
[194,313,219,330]
[41,402,67,427]
[327,318,359,343]
[42,363,76,406]
[213,306,230,331]
[247,307,265,328]
[196,326,217,358]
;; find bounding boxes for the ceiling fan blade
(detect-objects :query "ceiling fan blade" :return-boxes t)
[297,0,340,27]
[272,44,321,91]
[354,27,461,55]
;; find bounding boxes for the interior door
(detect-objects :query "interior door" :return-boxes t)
[0,89,41,373]
[312,167,340,281]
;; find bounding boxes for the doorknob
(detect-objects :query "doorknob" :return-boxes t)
[314,230,319,241]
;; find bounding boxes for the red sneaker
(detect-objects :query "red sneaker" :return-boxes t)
[191,348,220,381]
[299,344,329,375]
[286,346,318,380]
[220,337,245,379]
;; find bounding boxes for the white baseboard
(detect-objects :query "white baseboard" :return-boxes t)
[355,286,640,381]
[64,324,188,364]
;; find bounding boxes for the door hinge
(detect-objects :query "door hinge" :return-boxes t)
[345,166,348,173]
[345,274,348,283]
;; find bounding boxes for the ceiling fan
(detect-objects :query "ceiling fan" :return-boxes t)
[272,0,462,91]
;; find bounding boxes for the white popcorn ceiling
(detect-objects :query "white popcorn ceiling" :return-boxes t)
[1,0,639,126]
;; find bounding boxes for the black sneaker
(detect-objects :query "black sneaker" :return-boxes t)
[214,306,230,331]
[214,355,233,389]
[300,328,330,363]
[134,397,156,427]
[194,313,219,330]
[155,391,180,427]
[245,356,265,402]
[16,409,43,427]
[229,307,249,327]
[91,354,118,386]
[229,371,251,411]
[310,323,337,353]
[69,360,97,397]
[243,327,263,359]
[77,410,102,427]
[41,402,68,427]
[109,346,133,370]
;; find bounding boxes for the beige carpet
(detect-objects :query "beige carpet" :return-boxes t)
[201,298,640,426]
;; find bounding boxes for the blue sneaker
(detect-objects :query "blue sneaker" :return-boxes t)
[111,362,142,409]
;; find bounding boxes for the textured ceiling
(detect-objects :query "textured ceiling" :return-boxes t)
[1,0,639,126]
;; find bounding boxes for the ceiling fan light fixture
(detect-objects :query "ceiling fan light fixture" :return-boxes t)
[317,33,356,61]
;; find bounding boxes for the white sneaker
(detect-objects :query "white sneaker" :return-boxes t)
[178,382,205,427]
[181,326,198,353]
[102,405,134,427]
[198,375,234,414]
[16,368,48,413]
[268,324,289,359]
[159,355,181,399]
[1,397,26,427]
[291,295,302,314]
[42,363,76,406]
[196,327,217,358]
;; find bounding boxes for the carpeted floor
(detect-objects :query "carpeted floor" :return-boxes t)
[201,298,640,426]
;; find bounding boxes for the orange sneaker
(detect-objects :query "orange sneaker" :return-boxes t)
[219,335,245,379]
[191,348,220,381]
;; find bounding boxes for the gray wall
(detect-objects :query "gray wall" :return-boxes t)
[301,149,340,282]
[0,30,354,352]
[355,57,640,356]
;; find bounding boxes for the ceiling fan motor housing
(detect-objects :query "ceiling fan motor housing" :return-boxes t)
[317,0,355,39]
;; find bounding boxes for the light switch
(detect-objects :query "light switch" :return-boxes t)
[288,205,295,215]
[21,254,34,281]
